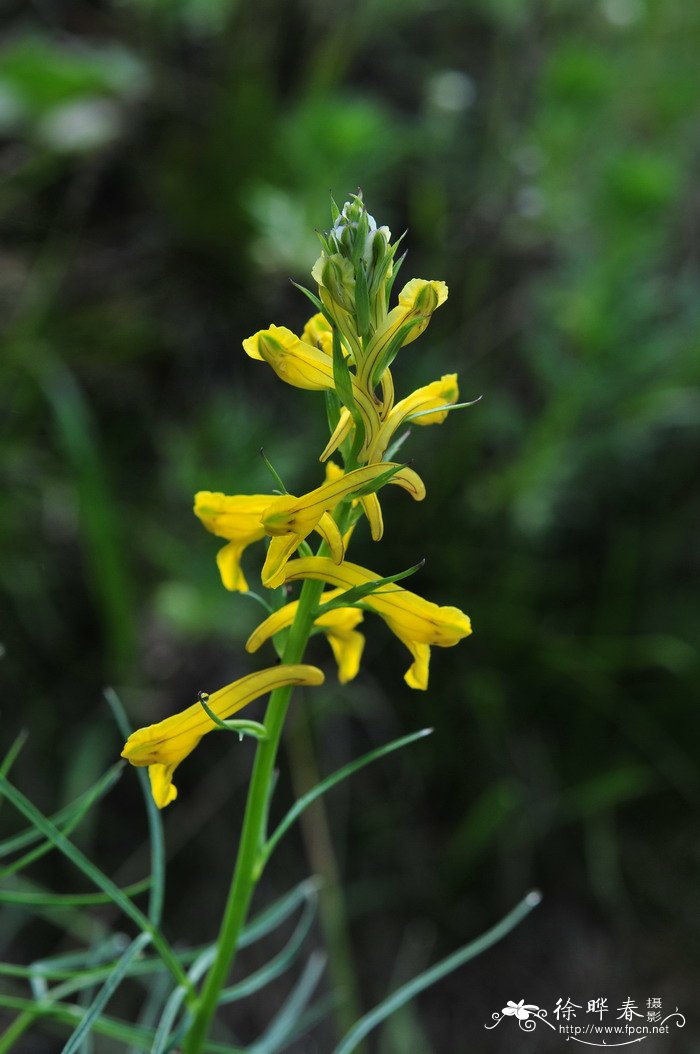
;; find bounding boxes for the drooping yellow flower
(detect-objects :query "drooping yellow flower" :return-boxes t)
[367,373,459,462]
[301,313,333,356]
[243,324,382,453]
[260,463,425,588]
[246,589,365,685]
[122,664,325,807]
[193,492,270,592]
[194,490,342,593]
[281,557,472,690]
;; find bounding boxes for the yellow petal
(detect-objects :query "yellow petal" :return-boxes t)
[320,410,353,463]
[388,628,431,690]
[367,374,459,461]
[194,491,270,542]
[262,463,423,539]
[216,541,249,592]
[325,626,365,684]
[148,764,179,808]
[246,591,364,684]
[261,533,301,589]
[243,326,336,391]
[301,313,333,355]
[359,492,384,540]
[122,664,325,807]
[359,279,449,390]
[316,512,345,564]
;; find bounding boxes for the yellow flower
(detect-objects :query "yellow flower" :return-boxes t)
[358,279,448,390]
[243,324,382,453]
[193,492,270,592]
[301,313,333,356]
[246,589,365,684]
[122,664,325,807]
[260,463,425,588]
[367,373,459,462]
[194,490,343,594]
[243,325,337,391]
[281,557,472,690]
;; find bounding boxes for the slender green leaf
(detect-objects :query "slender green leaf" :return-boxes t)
[151,944,216,1054]
[347,462,405,499]
[262,730,433,865]
[0,774,191,993]
[0,770,123,861]
[0,876,150,907]
[405,397,482,423]
[290,281,324,317]
[325,388,342,434]
[248,952,326,1054]
[105,689,166,927]
[260,449,288,493]
[371,315,431,389]
[239,878,320,949]
[314,561,425,615]
[220,890,317,1003]
[333,892,542,1054]
[0,763,124,880]
[61,932,152,1054]
[354,265,370,338]
[331,327,357,416]
[240,590,274,615]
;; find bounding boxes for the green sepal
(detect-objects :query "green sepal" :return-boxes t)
[260,448,288,493]
[332,327,365,452]
[354,264,371,338]
[348,461,405,499]
[290,280,324,315]
[385,243,407,301]
[370,314,430,389]
[406,396,483,423]
[325,388,342,433]
[313,560,425,615]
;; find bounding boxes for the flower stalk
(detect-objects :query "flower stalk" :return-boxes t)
[182,570,327,1054]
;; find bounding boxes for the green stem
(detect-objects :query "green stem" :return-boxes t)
[182,573,326,1054]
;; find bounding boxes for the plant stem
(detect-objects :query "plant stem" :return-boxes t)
[182,573,326,1054]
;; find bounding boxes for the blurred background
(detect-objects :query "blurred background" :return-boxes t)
[1,0,699,1050]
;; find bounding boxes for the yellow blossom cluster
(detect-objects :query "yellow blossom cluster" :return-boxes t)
[122,194,472,807]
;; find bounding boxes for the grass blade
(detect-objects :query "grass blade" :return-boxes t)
[0,774,191,993]
[248,952,326,1054]
[333,891,542,1054]
[220,888,317,1004]
[61,932,152,1054]
[262,730,432,866]
[105,688,166,926]
[0,763,124,879]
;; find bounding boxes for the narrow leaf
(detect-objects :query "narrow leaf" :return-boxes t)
[314,561,425,615]
[333,891,542,1054]
[248,952,326,1054]
[105,689,166,927]
[260,449,288,494]
[61,932,152,1054]
[406,397,482,423]
[0,774,190,993]
[262,730,433,865]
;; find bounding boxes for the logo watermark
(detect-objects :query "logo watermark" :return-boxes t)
[485,996,686,1047]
